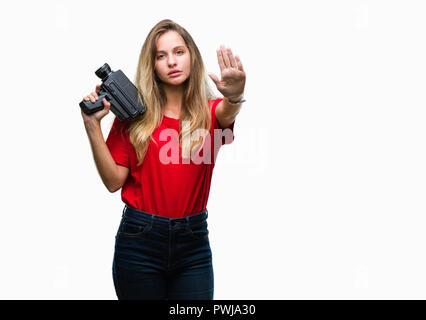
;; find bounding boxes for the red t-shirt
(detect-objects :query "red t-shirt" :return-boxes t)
[105,98,234,218]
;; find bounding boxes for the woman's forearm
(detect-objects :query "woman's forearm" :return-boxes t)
[84,121,120,192]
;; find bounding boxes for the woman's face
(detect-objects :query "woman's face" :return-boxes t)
[155,30,191,86]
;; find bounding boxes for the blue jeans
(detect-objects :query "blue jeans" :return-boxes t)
[112,205,214,300]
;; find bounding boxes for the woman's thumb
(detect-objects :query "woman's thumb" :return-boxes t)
[208,73,219,85]
[101,99,110,115]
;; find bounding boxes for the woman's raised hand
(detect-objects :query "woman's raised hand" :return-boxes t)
[208,45,246,100]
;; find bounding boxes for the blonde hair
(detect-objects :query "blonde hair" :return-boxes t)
[126,19,218,166]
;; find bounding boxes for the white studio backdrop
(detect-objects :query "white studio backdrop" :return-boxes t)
[0,0,425,299]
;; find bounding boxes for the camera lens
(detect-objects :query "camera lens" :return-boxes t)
[95,63,112,80]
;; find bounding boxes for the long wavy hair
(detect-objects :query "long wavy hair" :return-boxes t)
[124,19,217,166]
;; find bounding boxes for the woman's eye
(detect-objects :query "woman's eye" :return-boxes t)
[157,51,183,59]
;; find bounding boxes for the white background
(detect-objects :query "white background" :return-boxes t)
[0,0,425,299]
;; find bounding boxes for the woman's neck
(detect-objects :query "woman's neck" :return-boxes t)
[163,84,184,118]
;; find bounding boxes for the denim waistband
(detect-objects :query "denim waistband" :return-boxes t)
[122,204,208,226]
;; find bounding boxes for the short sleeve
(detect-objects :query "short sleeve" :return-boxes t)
[105,117,130,168]
[210,98,235,146]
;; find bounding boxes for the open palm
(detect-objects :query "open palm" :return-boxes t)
[208,45,246,99]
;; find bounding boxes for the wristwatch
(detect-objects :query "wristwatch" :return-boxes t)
[225,95,246,105]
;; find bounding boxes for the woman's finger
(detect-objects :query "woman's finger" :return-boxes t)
[235,55,244,73]
[227,47,237,69]
[217,48,226,72]
[221,45,231,68]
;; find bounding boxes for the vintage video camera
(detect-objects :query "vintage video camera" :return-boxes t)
[79,63,146,121]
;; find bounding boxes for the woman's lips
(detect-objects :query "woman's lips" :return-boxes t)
[169,71,182,78]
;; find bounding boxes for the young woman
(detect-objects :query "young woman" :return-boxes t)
[80,19,246,300]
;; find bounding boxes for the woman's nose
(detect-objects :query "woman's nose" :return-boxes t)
[168,56,176,66]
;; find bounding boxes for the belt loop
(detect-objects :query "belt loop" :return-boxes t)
[122,205,127,217]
